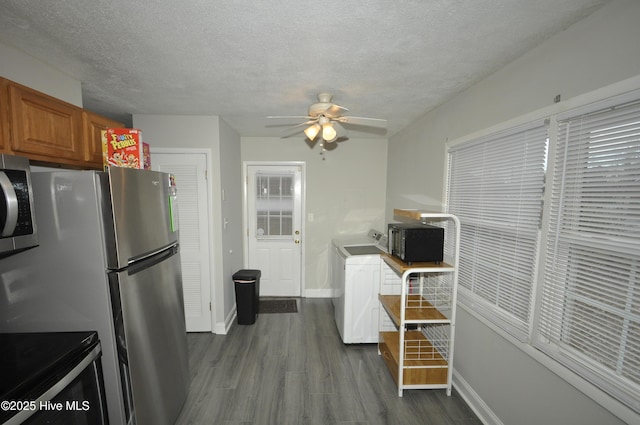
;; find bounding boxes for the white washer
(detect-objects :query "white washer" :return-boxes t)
[331,230,387,344]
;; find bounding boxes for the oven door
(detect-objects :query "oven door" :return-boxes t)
[3,344,108,425]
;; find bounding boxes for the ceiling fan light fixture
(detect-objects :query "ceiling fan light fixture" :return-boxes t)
[304,123,321,140]
[266,93,386,147]
[322,122,337,141]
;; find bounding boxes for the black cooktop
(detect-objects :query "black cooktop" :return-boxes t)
[0,331,99,409]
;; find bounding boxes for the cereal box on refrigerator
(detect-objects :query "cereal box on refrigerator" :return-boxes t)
[105,128,144,169]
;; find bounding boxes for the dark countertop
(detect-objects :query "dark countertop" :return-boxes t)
[0,331,99,414]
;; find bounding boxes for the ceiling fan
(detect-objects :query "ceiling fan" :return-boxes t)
[268,93,387,143]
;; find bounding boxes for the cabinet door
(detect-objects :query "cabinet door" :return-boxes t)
[82,110,123,168]
[8,82,83,161]
[0,79,9,153]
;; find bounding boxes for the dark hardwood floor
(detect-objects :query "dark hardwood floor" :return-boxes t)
[175,298,482,425]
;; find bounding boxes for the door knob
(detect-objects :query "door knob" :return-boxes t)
[295,240,300,244]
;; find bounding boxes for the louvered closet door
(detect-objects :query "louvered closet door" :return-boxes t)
[152,152,212,332]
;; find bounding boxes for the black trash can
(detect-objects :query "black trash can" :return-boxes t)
[233,269,261,325]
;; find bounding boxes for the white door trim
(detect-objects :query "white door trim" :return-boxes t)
[151,147,217,332]
[243,161,306,297]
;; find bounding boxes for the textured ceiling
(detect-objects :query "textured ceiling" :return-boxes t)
[0,0,609,139]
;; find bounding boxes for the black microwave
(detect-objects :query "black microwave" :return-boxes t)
[0,154,38,257]
[388,223,444,264]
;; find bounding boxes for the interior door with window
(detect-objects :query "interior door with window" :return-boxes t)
[246,164,303,297]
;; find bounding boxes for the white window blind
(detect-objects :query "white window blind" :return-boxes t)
[536,97,640,412]
[446,121,548,339]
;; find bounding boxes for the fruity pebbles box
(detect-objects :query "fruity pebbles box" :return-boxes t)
[104,128,144,169]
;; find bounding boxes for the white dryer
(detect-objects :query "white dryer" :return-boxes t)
[331,230,386,344]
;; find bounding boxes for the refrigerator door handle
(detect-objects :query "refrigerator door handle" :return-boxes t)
[126,244,178,275]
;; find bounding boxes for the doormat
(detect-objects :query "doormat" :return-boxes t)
[259,298,298,314]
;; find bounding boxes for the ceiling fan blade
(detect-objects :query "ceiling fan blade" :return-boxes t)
[324,104,348,118]
[337,116,387,126]
[266,118,317,131]
[267,115,313,120]
[276,119,320,138]
[287,120,317,128]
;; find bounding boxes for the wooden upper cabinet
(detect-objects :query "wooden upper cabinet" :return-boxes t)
[0,79,9,153]
[82,110,123,168]
[7,80,83,162]
[0,77,126,169]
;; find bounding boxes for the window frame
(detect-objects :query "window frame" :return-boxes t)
[444,85,640,416]
[533,91,640,413]
[445,119,549,341]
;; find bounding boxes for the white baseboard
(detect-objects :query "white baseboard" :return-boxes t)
[213,306,237,334]
[453,369,503,425]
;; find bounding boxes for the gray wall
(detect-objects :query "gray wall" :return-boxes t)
[0,41,82,106]
[385,1,640,424]
[217,118,244,327]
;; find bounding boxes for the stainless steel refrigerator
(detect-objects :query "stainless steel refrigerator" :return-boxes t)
[0,167,190,425]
